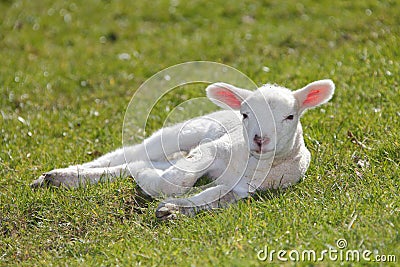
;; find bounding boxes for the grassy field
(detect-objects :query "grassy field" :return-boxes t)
[1,0,399,266]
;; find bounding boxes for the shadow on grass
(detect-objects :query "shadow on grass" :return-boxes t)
[24,174,299,230]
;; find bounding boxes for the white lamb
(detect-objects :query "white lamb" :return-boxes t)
[31,79,335,220]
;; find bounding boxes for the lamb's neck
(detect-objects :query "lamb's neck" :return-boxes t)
[273,124,305,164]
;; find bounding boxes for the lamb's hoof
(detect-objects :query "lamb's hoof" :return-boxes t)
[156,198,197,220]
[155,203,180,220]
[30,170,78,189]
[30,174,46,188]
[30,173,62,188]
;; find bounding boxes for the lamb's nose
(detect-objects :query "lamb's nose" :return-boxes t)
[254,135,270,147]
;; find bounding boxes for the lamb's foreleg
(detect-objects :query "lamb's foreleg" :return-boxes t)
[135,142,217,198]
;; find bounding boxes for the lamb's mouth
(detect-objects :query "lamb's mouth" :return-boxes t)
[250,149,274,160]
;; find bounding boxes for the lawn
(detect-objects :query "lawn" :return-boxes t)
[0,0,399,266]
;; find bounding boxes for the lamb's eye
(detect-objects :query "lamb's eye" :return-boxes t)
[285,114,294,120]
[242,113,248,120]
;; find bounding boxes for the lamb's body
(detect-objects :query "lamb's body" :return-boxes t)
[31,80,334,219]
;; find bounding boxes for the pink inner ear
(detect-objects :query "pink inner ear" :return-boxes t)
[216,90,241,108]
[303,89,321,106]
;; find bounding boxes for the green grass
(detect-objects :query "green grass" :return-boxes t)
[1,0,399,266]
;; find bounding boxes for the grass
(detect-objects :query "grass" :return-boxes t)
[0,0,399,266]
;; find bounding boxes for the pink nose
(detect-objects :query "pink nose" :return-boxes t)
[254,135,270,147]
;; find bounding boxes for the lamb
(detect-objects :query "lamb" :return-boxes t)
[31,79,335,220]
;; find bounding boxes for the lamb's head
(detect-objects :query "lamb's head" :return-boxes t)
[206,80,335,159]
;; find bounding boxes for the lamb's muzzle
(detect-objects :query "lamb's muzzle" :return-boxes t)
[253,134,271,152]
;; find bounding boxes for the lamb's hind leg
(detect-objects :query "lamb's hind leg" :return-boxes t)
[76,122,188,169]
[30,121,190,188]
[78,117,221,168]
[30,164,130,188]
[30,160,174,188]
[31,117,222,188]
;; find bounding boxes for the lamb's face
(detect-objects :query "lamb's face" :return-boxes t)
[240,86,299,158]
[206,79,335,159]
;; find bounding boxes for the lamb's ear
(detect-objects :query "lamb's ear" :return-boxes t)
[206,82,252,110]
[294,79,335,114]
